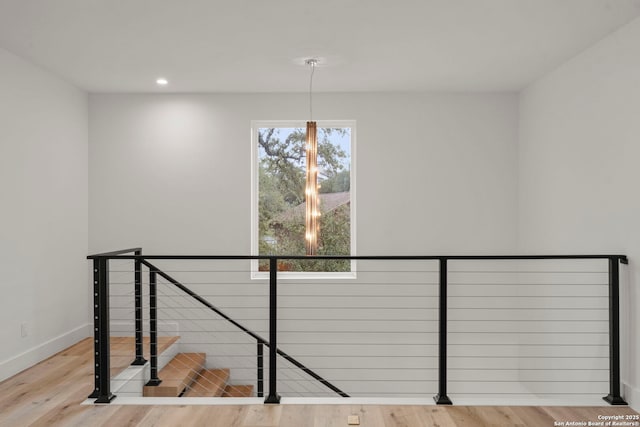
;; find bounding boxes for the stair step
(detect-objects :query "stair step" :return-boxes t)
[222,384,254,397]
[143,353,205,397]
[183,368,230,397]
[110,336,180,377]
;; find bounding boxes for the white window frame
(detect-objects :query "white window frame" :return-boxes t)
[251,120,357,280]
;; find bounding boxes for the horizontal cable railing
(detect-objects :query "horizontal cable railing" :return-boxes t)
[87,249,628,406]
[447,259,610,400]
[276,259,439,397]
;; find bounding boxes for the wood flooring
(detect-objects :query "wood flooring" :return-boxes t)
[0,338,638,426]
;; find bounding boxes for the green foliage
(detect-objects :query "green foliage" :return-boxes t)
[258,163,286,257]
[258,128,347,204]
[258,127,351,272]
[320,170,350,193]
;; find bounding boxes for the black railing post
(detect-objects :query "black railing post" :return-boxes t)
[132,250,146,366]
[257,341,264,397]
[265,257,280,404]
[89,257,115,403]
[434,258,452,405]
[603,257,628,405]
[145,268,162,386]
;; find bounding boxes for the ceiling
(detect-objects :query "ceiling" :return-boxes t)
[1,0,639,93]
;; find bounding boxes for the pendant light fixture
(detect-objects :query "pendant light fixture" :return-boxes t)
[304,59,319,256]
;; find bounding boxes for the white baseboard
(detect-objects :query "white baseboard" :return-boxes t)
[0,323,92,382]
[623,382,640,411]
[81,396,612,407]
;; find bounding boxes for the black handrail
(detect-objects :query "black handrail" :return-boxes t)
[140,260,349,398]
[88,249,628,405]
[87,248,141,403]
[604,258,626,405]
[434,258,452,405]
[90,254,628,261]
[88,247,143,257]
[141,260,264,343]
[87,257,115,403]
[145,268,161,386]
[132,249,146,366]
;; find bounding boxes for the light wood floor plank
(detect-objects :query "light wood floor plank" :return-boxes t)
[311,405,352,427]
[351,405,385,427]
[508,406,557,426]
[138,405,214,427]
[279,404,315,427]
[446,406,528,427]
[242,403,283,426]
[203,405,250,427]
[381,405,430,427]
[0,337,638,427]
[93,406,152,427]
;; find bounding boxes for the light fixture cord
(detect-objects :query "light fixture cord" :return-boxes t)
[309,60,316,121]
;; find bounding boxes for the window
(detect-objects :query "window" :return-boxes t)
[251,120,355,278]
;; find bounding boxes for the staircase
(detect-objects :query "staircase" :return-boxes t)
[143,352,254,398]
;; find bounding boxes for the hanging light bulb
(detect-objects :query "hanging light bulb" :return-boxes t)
[305,59,319,256]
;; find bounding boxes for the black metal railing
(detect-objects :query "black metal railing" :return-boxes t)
[87,249,628,406]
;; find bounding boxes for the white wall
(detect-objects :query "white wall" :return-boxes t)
[1,18,635,402]
[518,16,640,409]
[89,92,518,255]
[0,47,89,380]
[89,92,519,397]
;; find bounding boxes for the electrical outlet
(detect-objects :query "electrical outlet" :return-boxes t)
[21,322,28,338]
[347,415,360,425]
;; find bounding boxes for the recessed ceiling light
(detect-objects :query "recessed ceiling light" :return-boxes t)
[156,78,168,86]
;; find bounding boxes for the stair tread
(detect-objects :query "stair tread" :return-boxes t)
[183,368,230,397]
[222,384,254,397]
[143,353,205,397]
[110,336,180,377]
